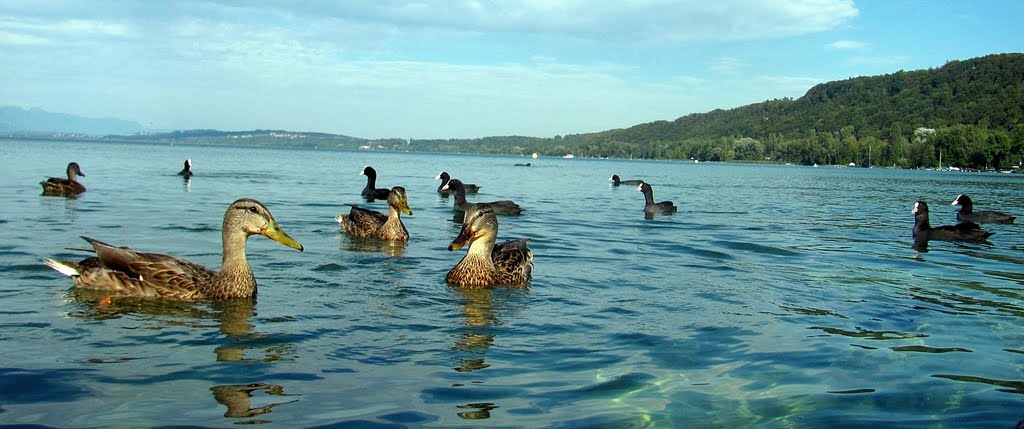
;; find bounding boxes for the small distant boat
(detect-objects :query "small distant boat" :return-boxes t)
[563,154,574,159]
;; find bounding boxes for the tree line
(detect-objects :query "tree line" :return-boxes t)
[412,53,1024,169]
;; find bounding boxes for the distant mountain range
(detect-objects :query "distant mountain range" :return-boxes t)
[0,106,146,135]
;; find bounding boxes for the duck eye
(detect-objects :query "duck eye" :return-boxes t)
[248,206,259,214]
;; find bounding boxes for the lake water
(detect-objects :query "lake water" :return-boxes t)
[1,139,1023,428]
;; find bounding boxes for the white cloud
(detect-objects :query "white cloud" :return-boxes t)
[709,57,745,74]
[0,30,50,45]
[827,40,867,50]
[205,0,858,44]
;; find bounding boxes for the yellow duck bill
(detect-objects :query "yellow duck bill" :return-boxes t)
[262,220,304,251]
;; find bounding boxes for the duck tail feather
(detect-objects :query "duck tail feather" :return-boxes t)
[43,258,80,277]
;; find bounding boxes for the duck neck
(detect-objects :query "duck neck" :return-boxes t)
[381,204,408,237]
[643,188,655,206]
[449,235,497,286]
[468,234,496,260]
[454,188,468,206]
[959,201,973,214]
[213,228,256,298]
[67,165,78,181]
[913,213,931,237]
[364,171,377,190]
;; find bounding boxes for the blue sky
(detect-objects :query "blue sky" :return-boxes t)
[1,1,1021,139]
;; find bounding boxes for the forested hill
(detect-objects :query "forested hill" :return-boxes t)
[412,53,1024,169]
[583,53,1023,146]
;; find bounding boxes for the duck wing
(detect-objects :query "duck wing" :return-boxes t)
[492,239,533,286]
[48,237,214,299]
[963,210,1016,224]
[656,201,678,213]
[41,178,85,195]
[340,205,387,237]
[928,222,993,243]
[486,200,523,215]
[366,188,390,200]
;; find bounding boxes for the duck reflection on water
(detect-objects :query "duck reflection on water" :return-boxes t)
[64,290,296,363]
[210,383,298,419]
[452,288,499,373]
[447,287,530,420]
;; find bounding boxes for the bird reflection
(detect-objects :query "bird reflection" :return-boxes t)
[451,288,499,373]
[447,288,529,420]
[340,235,407,258]
[210,383,298,418]
[456,402,499,419]
[63,291,294,363]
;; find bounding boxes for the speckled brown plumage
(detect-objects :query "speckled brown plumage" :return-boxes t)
[446,203,533,288]
[43,198,304,300]
[338,186,412,241]
[41,162,86,196]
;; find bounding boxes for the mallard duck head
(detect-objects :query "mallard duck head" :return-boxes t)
[225,198,304,251]
[68,162,85,178]
[448,203,497,251]
[388,186,413,215]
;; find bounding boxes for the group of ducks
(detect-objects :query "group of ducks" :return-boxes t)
[38,159,1016,303]
[38,159,194,197]
[336,165,532,287]
[40,162,535,303]
[912,194,1015,248]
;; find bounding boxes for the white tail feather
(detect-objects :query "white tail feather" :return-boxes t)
[43,258,79,277]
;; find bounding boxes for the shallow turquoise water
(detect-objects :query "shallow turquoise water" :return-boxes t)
[1,139,1023,427]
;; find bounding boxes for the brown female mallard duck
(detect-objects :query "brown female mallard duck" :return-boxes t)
[41,162,86,196]
[336,186,413,241]
[42,198,304,300]
[446,203,533,288]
